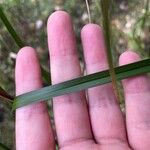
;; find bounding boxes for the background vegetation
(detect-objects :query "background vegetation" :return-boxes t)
[0,0,149,149]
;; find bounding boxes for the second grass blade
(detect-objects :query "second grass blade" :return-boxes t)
[0,5,50,83]
[13,58,150,109]
[0,5,25,48]
[101,0,120,101]
[0,86,14,101]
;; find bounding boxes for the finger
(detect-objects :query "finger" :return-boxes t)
[119,51,150,149]
[81,24,127,145]
[47,11,93,148]
[15,47,54,150]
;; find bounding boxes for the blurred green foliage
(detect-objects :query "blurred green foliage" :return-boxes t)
[0,0,149,149]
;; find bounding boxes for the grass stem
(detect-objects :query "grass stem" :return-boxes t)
[85,0,91,23]
[100,0,121,102]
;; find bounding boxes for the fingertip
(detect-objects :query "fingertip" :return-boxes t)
[81,23,102,38]
[16,46,39,73]
[16,46,42,95]
[81,23,107,67]
[17,46,36,61]
[119,50,150,94]
[47,10,76,57]
[119,50,141,66]
[47,10,71,28]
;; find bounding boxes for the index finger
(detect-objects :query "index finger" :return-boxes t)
[15,47,54,150]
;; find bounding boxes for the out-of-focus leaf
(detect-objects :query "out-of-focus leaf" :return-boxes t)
[0,5,50,83]
[0,143,10,150]
[0,5,25,48]
[0,87,13,101]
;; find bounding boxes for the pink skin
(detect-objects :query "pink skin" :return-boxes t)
[15,11,150,150]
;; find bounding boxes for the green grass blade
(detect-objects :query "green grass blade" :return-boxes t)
[13,58,150,109]
[0,5,25,48]
[0,143,10,150]
[0,5,50,82]
[101,0,120,101]
[0,87,14,101]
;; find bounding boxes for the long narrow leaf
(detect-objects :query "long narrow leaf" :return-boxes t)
[0,143,10,150]
[0,5,25,48]
[0,87,14,101]
[101,0,120,101]
[0,5,50,82]
[13,58,150,109]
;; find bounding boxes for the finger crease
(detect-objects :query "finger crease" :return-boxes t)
[59,137,94,149]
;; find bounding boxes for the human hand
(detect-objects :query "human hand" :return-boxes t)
[15,11,150,150]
